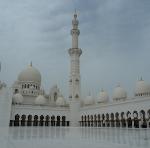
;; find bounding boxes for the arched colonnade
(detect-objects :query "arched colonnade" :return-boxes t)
[80,109,150,128]
[10,115,69,127]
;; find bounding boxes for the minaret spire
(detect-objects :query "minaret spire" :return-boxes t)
[71,10,80,49]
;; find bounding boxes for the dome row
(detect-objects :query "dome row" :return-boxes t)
[12,93,65,106]
[17,64,150,98]
[84,78,150,105]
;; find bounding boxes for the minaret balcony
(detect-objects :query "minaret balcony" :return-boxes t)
[71,29,80,35]
[68,48,82,56]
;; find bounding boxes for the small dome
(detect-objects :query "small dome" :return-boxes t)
[112,84,127,101]
[12,93,23,104]
[18,64,41,84]
[135,78,150,97]
[98,89,109,103]
[84,94,94,105]
[35,95,46,105]
[56,96,65,106]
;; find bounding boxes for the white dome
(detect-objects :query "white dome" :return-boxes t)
[112,84,127,101]
[98,89,109,103]
[84,94,94,105]
[56,96,65,106]
[12,93,23,104]
[18,64,41,84]
[35,95,46,105]
[135,78,150,96]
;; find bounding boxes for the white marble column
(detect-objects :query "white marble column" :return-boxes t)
[68,12,82,127]
[0,85,12,147]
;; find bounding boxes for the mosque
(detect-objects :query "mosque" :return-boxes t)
[0,12,150,128]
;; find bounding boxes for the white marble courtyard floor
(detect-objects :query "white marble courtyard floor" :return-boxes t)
[0,127,150,148]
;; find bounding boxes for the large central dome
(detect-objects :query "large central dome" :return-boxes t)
[18,64,41,84]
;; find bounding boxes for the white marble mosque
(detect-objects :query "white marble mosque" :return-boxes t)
[0,12,150,132]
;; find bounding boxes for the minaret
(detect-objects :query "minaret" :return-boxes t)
[68,11,82,126]
[0,63,11,139]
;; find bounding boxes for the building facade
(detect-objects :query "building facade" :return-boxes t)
[0,13,150,128]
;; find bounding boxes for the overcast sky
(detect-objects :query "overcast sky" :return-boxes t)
[0,0,150,100]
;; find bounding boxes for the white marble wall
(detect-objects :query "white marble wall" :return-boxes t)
[0,87,12,128]
[0,86,12,148]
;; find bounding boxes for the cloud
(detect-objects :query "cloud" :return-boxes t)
[0,0,150,100]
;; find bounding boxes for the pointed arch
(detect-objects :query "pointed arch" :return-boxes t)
[45,115,50,126]
[110,113,115,127]
[39,115,44,126]
[51,115,55,126]
[56,116,60,126]
[21,115,26,126]
[133,111,139,128]
[147,109,150,128]
[27,115,32,126]
[90,115,93,127]
[14,114,20,126]
[126,111,132,128]
[106,113,110,127]
[121,112,126,127]
[33,115,38,126]
[94,114,97,127]
[140,110,147,128]
[97,114,101,127]
[62,116,66,126]
[87,115,90,127]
